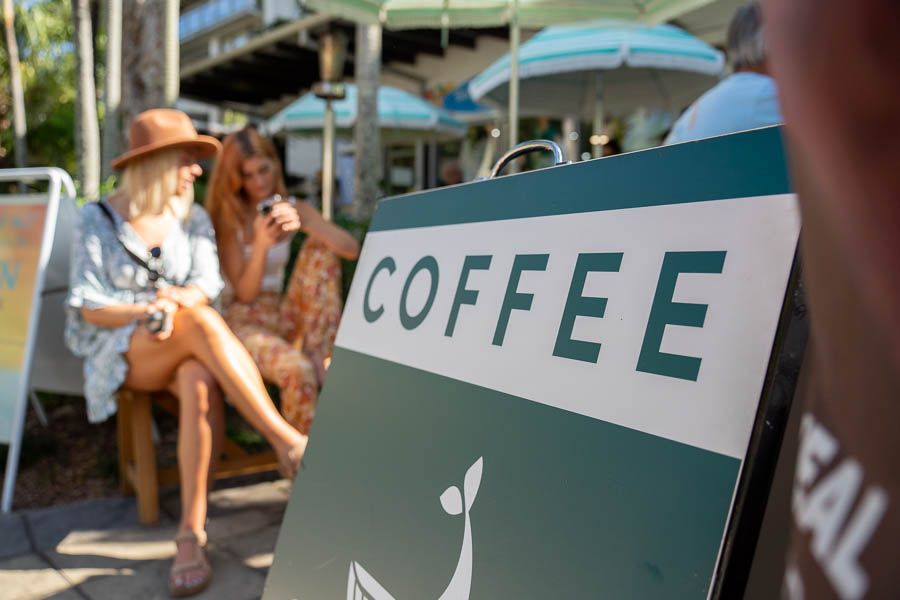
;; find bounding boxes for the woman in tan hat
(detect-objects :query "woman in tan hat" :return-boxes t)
[64,109,308,597]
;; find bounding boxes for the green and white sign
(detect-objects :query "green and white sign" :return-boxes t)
[265,127,799,599]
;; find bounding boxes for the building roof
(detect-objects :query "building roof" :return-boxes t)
[179,14,508,114]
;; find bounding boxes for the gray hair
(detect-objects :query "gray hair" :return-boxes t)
[727,1,766,70]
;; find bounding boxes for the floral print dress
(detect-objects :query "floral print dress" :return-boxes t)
[221,238,342,435]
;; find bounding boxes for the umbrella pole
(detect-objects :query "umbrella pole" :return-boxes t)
[592,74,604,159]
[508,0,520,150]
[322,98,336,221]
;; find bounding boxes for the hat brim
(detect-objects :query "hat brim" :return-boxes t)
[111,135,222,170]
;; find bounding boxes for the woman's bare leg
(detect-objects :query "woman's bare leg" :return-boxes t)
[168,359,214,535]
[207,389,224,494]
[166,359,216,591]
[124,306,307,463]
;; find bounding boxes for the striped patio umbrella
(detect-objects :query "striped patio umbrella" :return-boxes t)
[469,21,724,155]
[267,84,467,143]
[301,0,716,148]
[443,79,499,124]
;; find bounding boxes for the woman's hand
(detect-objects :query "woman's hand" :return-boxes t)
[252,202,301,249]
[143,297,179,341]
[156,285,207,308]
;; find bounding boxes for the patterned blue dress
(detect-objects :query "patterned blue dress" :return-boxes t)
[65,201,223,423]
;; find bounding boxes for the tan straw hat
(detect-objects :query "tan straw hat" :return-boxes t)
[111,108,222,170]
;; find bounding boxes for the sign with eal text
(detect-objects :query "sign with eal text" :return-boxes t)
[265,127,800,599]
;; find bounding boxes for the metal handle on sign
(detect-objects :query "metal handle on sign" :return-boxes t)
[489,139,567,178]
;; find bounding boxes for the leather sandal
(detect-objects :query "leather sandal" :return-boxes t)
[169,530,211,598]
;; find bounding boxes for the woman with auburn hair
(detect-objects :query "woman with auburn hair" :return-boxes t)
[206,127,359,436]
[65,109,308,598]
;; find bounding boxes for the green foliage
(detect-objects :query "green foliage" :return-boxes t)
[334,212,370,298]
[0,0,77,173]
[226,423,268,453]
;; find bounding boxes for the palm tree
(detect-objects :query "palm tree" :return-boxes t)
[72,0,100,199]
[352,24,382,221]
[3,0,28,170]
[122,0,165,130]
[101,0,122,180]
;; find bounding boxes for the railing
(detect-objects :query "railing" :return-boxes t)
[179,0,257,41]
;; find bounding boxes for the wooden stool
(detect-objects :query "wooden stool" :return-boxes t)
[116,389,280,525]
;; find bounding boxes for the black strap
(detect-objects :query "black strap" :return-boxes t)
[96,200,167,285]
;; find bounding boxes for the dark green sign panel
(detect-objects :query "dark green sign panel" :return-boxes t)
[265,128,799,599]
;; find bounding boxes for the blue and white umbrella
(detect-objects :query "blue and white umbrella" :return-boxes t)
[443,79,499,125]
[469,21,724,154]
[267,84,467,143]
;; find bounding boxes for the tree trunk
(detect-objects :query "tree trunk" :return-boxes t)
[121,0,166,145]
[101,0,122,180]
[3,0,28,170]
[72,0,101,199]
[351,23,382,221]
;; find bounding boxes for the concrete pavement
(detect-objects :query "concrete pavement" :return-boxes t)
[0,479,291,600]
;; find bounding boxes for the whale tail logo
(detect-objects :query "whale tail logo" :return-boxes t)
[347,561,396,600]
[347,457,484,600]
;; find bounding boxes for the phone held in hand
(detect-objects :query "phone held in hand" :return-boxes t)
[257,194,297,216]
[145,308,174,334]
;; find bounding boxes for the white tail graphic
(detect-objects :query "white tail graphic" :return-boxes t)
[347,457,484,600]
[347,561,396,600]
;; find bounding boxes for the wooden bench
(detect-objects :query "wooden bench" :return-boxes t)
[116,389,279,525]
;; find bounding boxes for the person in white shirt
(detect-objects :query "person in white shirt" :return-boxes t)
[666,1,782,144]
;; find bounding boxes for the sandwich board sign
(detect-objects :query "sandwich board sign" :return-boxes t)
[1,168,77,513]
[264,126,801,599]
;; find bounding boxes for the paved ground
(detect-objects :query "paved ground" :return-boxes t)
[0,479,291,600]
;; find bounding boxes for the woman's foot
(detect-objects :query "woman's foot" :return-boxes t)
[169,529,212,598]
[277,436,308,481]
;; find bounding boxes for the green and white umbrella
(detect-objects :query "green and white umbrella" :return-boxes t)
[301,0,716,147]
[469,21,724,155]
[266,84,467,143]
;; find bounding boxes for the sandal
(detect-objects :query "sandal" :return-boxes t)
[169,530,212,598]
[278,439,307,481]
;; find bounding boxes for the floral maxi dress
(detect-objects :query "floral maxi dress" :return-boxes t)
[221,238,342,435]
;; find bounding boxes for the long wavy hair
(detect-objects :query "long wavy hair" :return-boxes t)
[205,126,288,240]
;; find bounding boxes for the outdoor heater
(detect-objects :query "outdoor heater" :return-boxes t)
[314,30,347,222]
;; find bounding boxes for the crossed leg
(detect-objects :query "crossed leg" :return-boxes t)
[124,306,308,595]
[164,359,220,591]
[124,305,307,463]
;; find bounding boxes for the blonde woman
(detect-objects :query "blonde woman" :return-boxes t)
[206,127,359,436]
[65,110,307,597]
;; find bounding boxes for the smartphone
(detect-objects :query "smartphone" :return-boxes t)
[257,194,296,216]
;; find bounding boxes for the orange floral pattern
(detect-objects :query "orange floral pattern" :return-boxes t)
[222,238,342,435]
